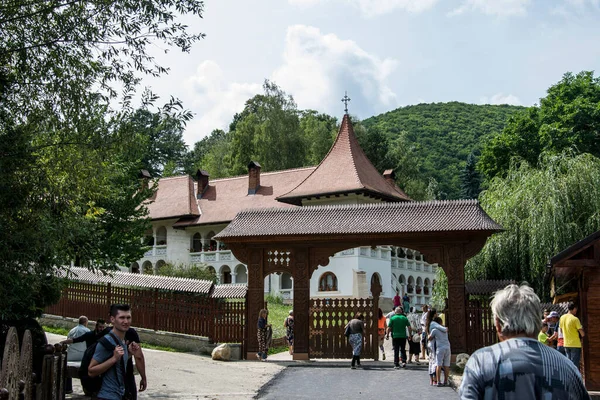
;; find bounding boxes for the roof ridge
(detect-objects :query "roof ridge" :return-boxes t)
[206,166,317,183]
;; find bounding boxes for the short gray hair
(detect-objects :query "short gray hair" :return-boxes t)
[491,284,542,337]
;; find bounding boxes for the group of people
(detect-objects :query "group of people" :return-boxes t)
[61,304,147,400]
[538,303,585,370]
[256,309,295,361]
[459,284,589,399]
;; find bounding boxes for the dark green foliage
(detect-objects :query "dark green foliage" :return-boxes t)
[0,0,205,319]
[460,152,482,199]
[468,152,600,298]
[363,102,524,199]
[479,71,600,180]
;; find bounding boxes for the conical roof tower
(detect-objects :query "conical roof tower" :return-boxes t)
[277,113,411,206]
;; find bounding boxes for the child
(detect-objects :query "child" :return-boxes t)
[427,335,437,385]
[428,316,451,387]
[538,323,550,346]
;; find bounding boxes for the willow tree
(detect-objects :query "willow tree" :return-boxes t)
[466,151,600,298]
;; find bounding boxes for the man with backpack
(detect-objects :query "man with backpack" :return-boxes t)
[88,304,144,400]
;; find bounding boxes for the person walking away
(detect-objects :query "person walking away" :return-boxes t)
[402,293,410,315]
[284,310,294,355]
[393,290,401,309]
[420,305,429,360]
[88,304,143,400]
[428,317,450,386]
[407,307,421,364]
[345,312,365,369]
[387,307,411,369]
[559,302,585,370]
[459,284,589,399]
[377,308,387,360]
[65,316,90,394]
[257,309,271,361]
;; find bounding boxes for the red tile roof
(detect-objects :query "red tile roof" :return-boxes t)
[215,200,503,239]
[146,175,200,220]
[277,114,411,205]
[172,167,316,227]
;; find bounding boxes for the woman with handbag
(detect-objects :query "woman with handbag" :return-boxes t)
[345,312,365,369]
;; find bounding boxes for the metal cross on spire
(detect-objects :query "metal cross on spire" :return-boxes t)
[341,91,351,114]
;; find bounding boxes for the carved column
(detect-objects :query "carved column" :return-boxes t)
[292,248,311,360]
[246,248,264,360]
[443,244,467,354]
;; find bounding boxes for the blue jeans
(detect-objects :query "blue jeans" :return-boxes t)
[565,347,581,369]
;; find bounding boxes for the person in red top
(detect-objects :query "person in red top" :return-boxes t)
[393,290,401,309]
[378,308,387,360]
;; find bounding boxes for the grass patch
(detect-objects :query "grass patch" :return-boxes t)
[43,325,70,336]
[140,343,180,352]
[265,302,291,339]
[268,346,289,355]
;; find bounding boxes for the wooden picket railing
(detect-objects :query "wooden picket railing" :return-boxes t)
[44,282,246,346]
[465,298,498,354]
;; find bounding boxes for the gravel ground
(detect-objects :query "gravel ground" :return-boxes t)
[46,333,285,400]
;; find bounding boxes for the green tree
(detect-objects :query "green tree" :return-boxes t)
[0,0,205,319]
[467,151,600,298]
[479,71,600,180]
[184,129,229,176]
[119,109,190,177]
[460,152,482,199]
[228,81,305,174]
[299,110,337,165]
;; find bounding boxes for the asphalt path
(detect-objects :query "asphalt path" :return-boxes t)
[256,363,457,400]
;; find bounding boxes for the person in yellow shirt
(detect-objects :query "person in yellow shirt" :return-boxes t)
[538,323,550,345]
[559,302,585,370]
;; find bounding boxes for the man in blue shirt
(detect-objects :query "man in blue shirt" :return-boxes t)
[89,304,142,400]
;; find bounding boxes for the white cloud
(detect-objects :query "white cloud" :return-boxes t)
[184,61,261,144]
[289,0,437,17]
[480,93,521,105]
[272,25,398,117]
[183,26,399,144]
[450,0,531,16]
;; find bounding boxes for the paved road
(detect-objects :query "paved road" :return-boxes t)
[257,364,457,400]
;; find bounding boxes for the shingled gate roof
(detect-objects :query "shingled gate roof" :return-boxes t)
[276,114,411,205]
[465,280,516,295]
[59,267,213,294]
[215,199,503,240]
[210,284,248,299]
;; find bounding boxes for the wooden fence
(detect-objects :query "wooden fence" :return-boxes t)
[308,296,379,360]
[44,282,246,346]
[465,298,498,354]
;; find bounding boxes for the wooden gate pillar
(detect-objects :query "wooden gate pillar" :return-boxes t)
[245,248,264,360]
[292,247,310,360]
[443,245,467,355]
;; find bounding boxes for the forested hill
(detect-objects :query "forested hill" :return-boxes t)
[362,102,525,199]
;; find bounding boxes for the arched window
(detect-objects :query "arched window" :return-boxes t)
[220,265,232,284]
[235,265,247,283]
[142,261,153,274]
[281,272,293,290]
[319,272,338,292]
[144,228,154,246]
[206,231,217,251]
[130,262,140,274]
[156,226,167,245]
[191,233,202,252]
[371,273,381,286]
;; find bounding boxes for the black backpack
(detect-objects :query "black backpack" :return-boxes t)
[79,334,117,395]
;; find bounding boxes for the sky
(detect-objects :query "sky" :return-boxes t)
[141,0,600,145]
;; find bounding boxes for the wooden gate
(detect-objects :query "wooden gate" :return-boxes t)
[308,278,381,360]
[466,298,497,354]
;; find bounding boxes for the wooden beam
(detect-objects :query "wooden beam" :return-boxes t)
[556,259,599,268]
